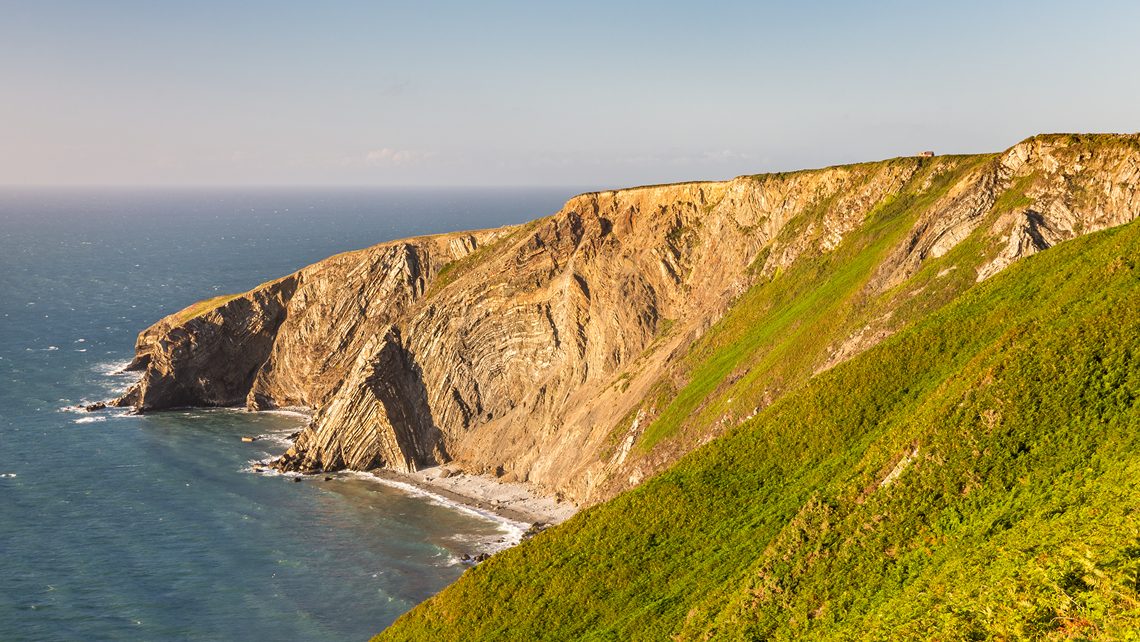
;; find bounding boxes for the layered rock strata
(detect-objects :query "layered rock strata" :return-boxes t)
[116,134,1140,505]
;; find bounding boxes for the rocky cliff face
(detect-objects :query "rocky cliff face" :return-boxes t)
[114,277,298,410]
[116,134,1140,505]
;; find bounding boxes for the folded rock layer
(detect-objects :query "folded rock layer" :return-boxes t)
[115,134,1140,505]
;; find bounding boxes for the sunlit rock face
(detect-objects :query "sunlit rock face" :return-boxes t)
[117,134,1140,505]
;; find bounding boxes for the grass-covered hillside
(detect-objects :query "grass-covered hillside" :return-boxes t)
[635,154,997,455]
[378,218,1140,640]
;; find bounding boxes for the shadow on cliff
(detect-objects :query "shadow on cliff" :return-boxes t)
[363,331,451,471]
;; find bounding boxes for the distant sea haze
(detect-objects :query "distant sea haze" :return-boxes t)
[0,187,577,641]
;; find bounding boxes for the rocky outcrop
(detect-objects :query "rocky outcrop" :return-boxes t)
[116,134,1140,505]
[275,327,446,473]
[975,135,1140,280]
[116,231,508,412]
[113,276,297,410]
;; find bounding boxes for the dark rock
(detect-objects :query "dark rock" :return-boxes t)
[292,477,302,483]
[438,467,453,479]
[84,402,106,412]
[523,522,549,539]
[323,475,333,481]
[472,553,490,563]
[110,274,298,410]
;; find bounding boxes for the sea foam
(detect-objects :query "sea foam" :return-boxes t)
[346,471,528,551]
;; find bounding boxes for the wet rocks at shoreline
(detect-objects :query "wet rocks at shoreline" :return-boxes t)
[460,552,491,564]
[458,521,550,565]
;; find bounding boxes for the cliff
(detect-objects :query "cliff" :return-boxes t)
[115,133,1140,506]
[377,201,1140,641]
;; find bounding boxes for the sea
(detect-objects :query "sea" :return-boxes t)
[0,187,578,641]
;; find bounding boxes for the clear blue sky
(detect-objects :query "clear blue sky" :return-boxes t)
[2,0,1137,187]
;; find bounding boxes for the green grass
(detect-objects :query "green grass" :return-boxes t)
[166,273,298,326]
[637,155,994,451]
[169,293,242,325]
[426,221,540,298]
[377,219,1140,641]
[992,172,1039,214]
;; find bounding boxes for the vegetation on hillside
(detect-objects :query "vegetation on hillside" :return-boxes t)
[170,293,242,325]
[426,220,543,298]
[377,220,1140,640]
[637,154,997,452]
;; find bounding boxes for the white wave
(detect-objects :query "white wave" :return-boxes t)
[74,416,106,424]
[345,471,528,549]
[237,458,528,554]
[0,473,16,479]
[253,431,302,449]
[60,400,121,414]
[260,408,313,419]
[435,548,499,567]
[240,459,300,478]
[254,437,290,451]
[46,346,59,351]
[445,524,528,555]
[91,360,142,399]
[93,360,135,377]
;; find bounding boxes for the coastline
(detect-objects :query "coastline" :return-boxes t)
[366,466,577,528]
[103,360,576,542]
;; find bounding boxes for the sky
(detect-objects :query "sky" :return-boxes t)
[1,0,1138,188]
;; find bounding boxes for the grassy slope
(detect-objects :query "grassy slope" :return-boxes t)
[637,154,999,453]
[425,219,543,299]
[169,292,242,325]
[165,273,297,326]
[378,219,1140,640]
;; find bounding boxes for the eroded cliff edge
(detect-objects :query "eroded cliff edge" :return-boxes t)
[115,134,1140,506]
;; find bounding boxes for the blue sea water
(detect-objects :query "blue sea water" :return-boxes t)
[0,187,576,641]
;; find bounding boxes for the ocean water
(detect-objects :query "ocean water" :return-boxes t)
[0,187,576,641]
